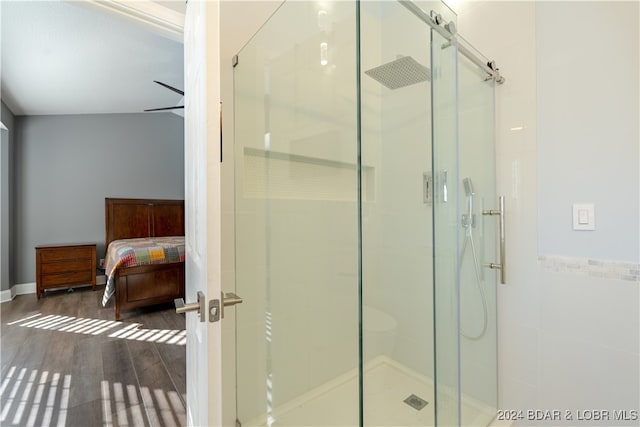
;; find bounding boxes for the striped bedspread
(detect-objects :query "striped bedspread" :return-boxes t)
[101,236,185,306]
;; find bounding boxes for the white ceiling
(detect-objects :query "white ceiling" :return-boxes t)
[1,0,185,116]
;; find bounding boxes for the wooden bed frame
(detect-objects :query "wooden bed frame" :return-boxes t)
[105,198,185,320]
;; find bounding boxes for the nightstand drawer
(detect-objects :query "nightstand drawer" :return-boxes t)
[39,247,93,262]
[41,271,93,287]
[41,260,92,274]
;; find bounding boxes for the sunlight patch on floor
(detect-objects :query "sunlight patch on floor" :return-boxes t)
[0,366,71,427]
[0,367,185,427]
[101,380,186,427]
[7,313,186,345]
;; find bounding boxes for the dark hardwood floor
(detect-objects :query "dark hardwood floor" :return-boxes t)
[0,285,186,427]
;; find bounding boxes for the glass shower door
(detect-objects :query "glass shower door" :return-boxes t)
[432,27,499,427]
[359,1,436,425]
[457,38,498,427]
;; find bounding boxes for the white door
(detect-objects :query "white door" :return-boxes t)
[184,0,222,426]
[184,2,285,426]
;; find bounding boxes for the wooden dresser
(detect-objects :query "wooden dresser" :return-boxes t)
[35,243,97,299]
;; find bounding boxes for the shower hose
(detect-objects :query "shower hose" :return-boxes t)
[459,203,489,341]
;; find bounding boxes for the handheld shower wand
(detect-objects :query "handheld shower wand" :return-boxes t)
[462,177,475,229]
[463,177,474,197]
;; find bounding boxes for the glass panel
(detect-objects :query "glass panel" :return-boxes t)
[432,28,498,427]
[360,1,435,426]
[358,1,466,426]
[233,2,359,426]
[431,24,462,427]
[457,36,498,427]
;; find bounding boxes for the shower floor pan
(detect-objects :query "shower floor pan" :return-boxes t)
[241,356,495,427]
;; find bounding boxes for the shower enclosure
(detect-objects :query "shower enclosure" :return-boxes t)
[233,1,503,426]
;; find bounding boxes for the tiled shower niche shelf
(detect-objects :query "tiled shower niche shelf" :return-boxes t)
[243,147,375,202]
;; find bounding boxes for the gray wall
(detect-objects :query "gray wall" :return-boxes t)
[537,1,639,262]
[1,101,16,291]
[13,113,184,284]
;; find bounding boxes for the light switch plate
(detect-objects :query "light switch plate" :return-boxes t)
[573,203,595,230]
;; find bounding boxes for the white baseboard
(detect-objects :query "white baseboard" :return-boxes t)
[0,288,13,303]
[13,282,36,296]
[0,283,33,303]
[0,277,105,303]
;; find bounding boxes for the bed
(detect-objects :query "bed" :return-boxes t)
[103,198,185,320]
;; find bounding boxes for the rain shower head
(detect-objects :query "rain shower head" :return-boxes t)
[463,177,475,197]
[364,56,431,90]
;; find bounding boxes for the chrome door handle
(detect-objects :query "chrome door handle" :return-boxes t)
[220,292,243,319]
[482,196,506,284]
[175,290,206,322]
[176,291,242,323]
[223,292,243,307]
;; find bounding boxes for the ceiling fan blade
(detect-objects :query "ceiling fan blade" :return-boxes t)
[144,106,185,112]
[153,80,184,96]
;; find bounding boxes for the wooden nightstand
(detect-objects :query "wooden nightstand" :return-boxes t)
[35,243,97,299]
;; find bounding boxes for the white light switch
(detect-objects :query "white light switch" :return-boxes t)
[573,203,595,230]
[578,209,589,224]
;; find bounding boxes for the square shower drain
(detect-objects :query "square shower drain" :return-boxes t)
[403,394,429,410]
